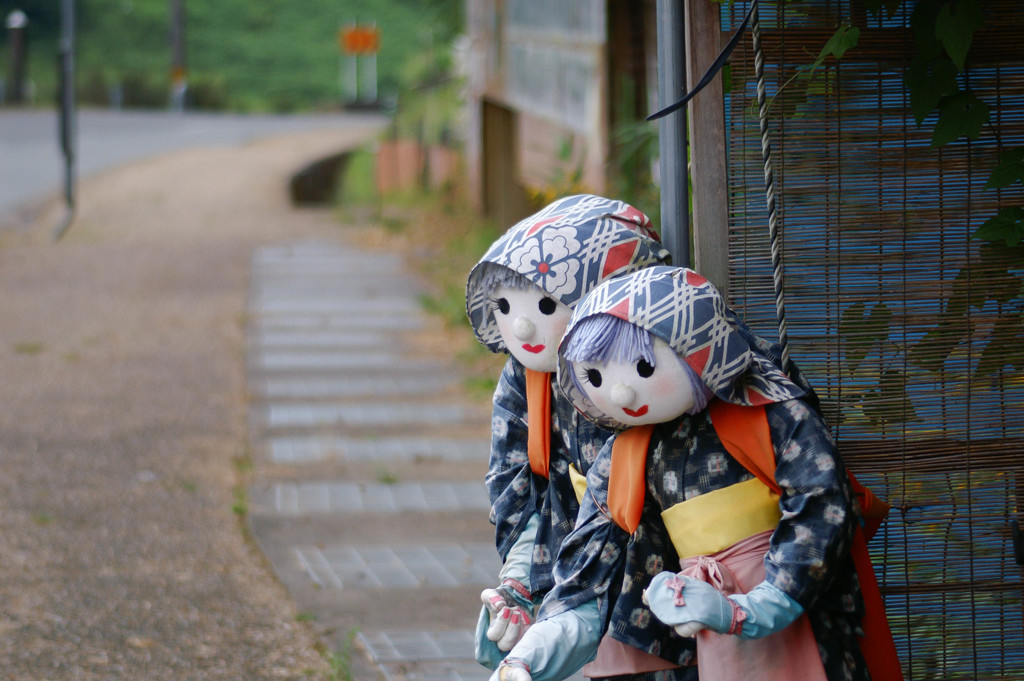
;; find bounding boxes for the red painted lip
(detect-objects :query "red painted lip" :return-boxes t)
[522,344,545,354]
[623,405,649,418]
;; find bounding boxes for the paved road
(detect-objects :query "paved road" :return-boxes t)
[0,108,387,222]
[0,120,396,679]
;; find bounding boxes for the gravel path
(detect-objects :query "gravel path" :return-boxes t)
[0,122,385,680]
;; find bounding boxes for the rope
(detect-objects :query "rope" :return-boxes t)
[646,0,793,374]
[750,0,792,374]
[646,0,758,122]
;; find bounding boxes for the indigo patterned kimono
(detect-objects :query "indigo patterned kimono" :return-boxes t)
[488,355,611,593]
[542,401,869,680]
[539,265,872,681]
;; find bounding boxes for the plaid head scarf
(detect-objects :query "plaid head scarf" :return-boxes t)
[558,265,805,430]
[466,194,670,354]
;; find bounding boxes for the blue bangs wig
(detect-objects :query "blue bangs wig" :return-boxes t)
[562,313,712,415]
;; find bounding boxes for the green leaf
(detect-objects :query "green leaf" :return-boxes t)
[883,0,904,17]
[905,56,959,125]
[985,148,1024,189]
[985,267,1024,305]
[805,25,861,82]
[946,267,991,314]
[972,206,1024,247]
[840,302,869,371]
[818,24,860,62]
[865,302,893,339]
[839,302,891,372]
[862,369,918,427]
[909,322,967,373]
[879,367,907,395]
[931,91,990,147]
[862,0,903,18]
[934,0,986,72]
[975,313,1024,377]
[911,0,944,60]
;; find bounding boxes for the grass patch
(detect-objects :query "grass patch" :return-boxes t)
[14,342,44,355]
[333,147,507,395]
[375,467,399,485]
[230,445,254,541]
[336,148,380,210]
[231,487,249,517]
[325,628,361,681]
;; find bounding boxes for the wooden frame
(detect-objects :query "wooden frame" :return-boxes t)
[684,0,731,297]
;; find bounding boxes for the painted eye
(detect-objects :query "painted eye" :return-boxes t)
[636,359,655,378]
[496,298,510,314]
[538,297,557,315]
[586,368,603,387]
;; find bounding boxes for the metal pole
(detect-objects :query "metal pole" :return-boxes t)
[655,0,690,266]
[6,10,29,105]
[54,0,76,241]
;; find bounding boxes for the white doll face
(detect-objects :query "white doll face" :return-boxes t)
[492,285,573,373]
[573,336,696,426]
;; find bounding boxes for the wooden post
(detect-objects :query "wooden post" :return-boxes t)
[684,0,730,297]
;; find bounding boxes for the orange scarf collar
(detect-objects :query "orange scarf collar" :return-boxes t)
[525,369,552,478]
[607,424,657,534]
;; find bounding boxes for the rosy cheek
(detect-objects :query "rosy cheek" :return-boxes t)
[544,320,568,343]
[646,375,680,403]
[590,389,617,414]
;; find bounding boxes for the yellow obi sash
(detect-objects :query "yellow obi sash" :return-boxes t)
[568,463,587,505]
[660,478,781,559]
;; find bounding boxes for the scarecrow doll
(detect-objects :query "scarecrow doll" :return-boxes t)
[465,194,675,673]
[493,265,901,681]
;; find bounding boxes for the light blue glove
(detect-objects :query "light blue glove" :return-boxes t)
[478,514,539,660]
[498,513,540,585]
[728,581,804,639]
[645,573,736,636]
[488,601,602,681]
[645,573,804,640]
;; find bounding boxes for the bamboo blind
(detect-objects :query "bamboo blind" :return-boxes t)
[721,1,1024,678]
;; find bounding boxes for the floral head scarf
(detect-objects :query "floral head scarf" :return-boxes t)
[558,265,805,430]
[466,194,671,354]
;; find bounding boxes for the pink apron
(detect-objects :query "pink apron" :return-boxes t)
[583,634,682,678]
[680,529,827,681]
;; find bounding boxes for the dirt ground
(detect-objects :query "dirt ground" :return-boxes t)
[0,125,387,680]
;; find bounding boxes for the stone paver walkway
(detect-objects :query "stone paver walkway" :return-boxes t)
[246,240,503,681]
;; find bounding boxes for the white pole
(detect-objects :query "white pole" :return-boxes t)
[347,54,358,102]
[364,52,377,103]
